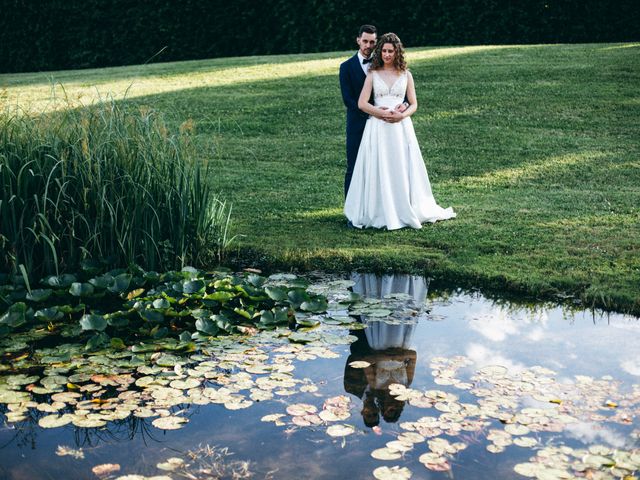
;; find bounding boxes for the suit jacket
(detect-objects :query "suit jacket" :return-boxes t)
[339,53,370,134]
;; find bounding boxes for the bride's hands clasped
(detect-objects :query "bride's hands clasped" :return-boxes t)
[376,106,404,123]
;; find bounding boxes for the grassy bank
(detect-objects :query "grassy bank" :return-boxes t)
[2,43,639,313]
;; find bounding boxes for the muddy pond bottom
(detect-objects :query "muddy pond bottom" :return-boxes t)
[1,273,639,480]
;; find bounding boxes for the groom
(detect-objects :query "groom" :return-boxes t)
[339,25,377,198]
[339,25,407,198]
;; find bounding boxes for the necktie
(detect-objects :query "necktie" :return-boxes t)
[362,58,371,64]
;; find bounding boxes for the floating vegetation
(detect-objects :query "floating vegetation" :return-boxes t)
[515,445,640,479]
[1,273,639,479]
[0,268,332,352]
[55,445,85,459]
[372,465,412,480]
[0,273,362,438]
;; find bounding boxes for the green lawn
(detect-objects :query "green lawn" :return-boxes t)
[2,43,639,313]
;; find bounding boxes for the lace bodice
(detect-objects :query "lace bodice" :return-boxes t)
[371,70,407,108]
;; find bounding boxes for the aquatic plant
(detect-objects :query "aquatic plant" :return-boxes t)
[0,267,331,352]
[0,100,233,279]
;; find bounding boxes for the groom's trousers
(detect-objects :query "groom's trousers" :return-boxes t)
[345,112,367,197]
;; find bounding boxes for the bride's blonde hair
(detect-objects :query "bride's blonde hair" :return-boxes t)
[369,33,407,71]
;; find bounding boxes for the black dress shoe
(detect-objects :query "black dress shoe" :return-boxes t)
[346,220,355,229]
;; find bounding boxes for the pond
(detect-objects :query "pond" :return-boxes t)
[1,273,639,480]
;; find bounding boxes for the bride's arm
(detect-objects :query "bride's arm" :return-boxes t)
[357,74,389,119]
[401,71,418,118]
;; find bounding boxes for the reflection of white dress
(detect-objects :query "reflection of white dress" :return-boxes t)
[344,71,456,230]
[352,273,427,350]
[352,273,428,303]
[364,321,415,350]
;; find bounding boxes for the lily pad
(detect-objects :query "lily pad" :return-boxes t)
[152,298,171,309]
[79,314,107,332]
[156,457,184,471]
[39,414,73,428]
[35,307,63,322]
[152,416,189,430]
[195,318,219,336]
[372,466,412,480]
[6,373,39,385]
[371,448,403,460]
[26,289,53,302]
[183,280,205,294]
[300,298,328,313]
[505,424,530,435]
[0,302,28,328]
[326,424,355,437]
[108,274,132,293]
[286,403,317,416]
[69,282,95,297]
[44,274,77,289]
[265,286,288,302]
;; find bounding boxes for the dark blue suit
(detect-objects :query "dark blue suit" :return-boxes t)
[339,54,369,197]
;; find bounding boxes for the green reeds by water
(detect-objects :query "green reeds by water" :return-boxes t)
[0,101,233,279]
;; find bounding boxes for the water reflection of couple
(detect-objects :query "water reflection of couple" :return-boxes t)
[343,274,427,427]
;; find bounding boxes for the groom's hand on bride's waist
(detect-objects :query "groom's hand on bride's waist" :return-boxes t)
[394,102,409,113]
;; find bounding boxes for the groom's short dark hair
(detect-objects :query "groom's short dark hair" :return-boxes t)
[359,25,377,37]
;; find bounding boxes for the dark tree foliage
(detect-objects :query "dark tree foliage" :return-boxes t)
[1,0,638,73]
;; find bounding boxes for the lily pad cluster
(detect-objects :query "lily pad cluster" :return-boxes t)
[370,356,640,479]
[515,445,640,479]
[0,268,331,353]
[0,328,351,431]
[0,272,362,435]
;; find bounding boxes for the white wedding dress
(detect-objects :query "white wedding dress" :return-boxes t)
[344,70,456,230]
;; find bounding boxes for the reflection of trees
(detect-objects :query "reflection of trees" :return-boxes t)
[0,405,39,451]
[0,401,203,451]
[427,278,621,321]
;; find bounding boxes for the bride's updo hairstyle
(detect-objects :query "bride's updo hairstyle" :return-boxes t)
[369,32,407,71]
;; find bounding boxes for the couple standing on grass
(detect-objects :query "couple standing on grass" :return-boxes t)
[340,25,456,230]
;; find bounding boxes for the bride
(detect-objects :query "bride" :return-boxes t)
[344,33,456,230]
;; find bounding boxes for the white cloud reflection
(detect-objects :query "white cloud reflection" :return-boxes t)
[467,308,520,342]
[564,421,628,449]
[527,327,546,342]
[621,358,640,377]
[465,343,526,374]
[465,304,552,343]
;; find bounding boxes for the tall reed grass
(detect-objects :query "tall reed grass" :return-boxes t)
[0,101,234,279]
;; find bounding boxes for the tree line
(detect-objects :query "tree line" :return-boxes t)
[1,0,638,73]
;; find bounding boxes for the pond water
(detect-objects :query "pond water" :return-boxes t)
[1,273,639,480]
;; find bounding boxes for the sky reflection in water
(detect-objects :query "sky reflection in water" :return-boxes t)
[1,273,638,480]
